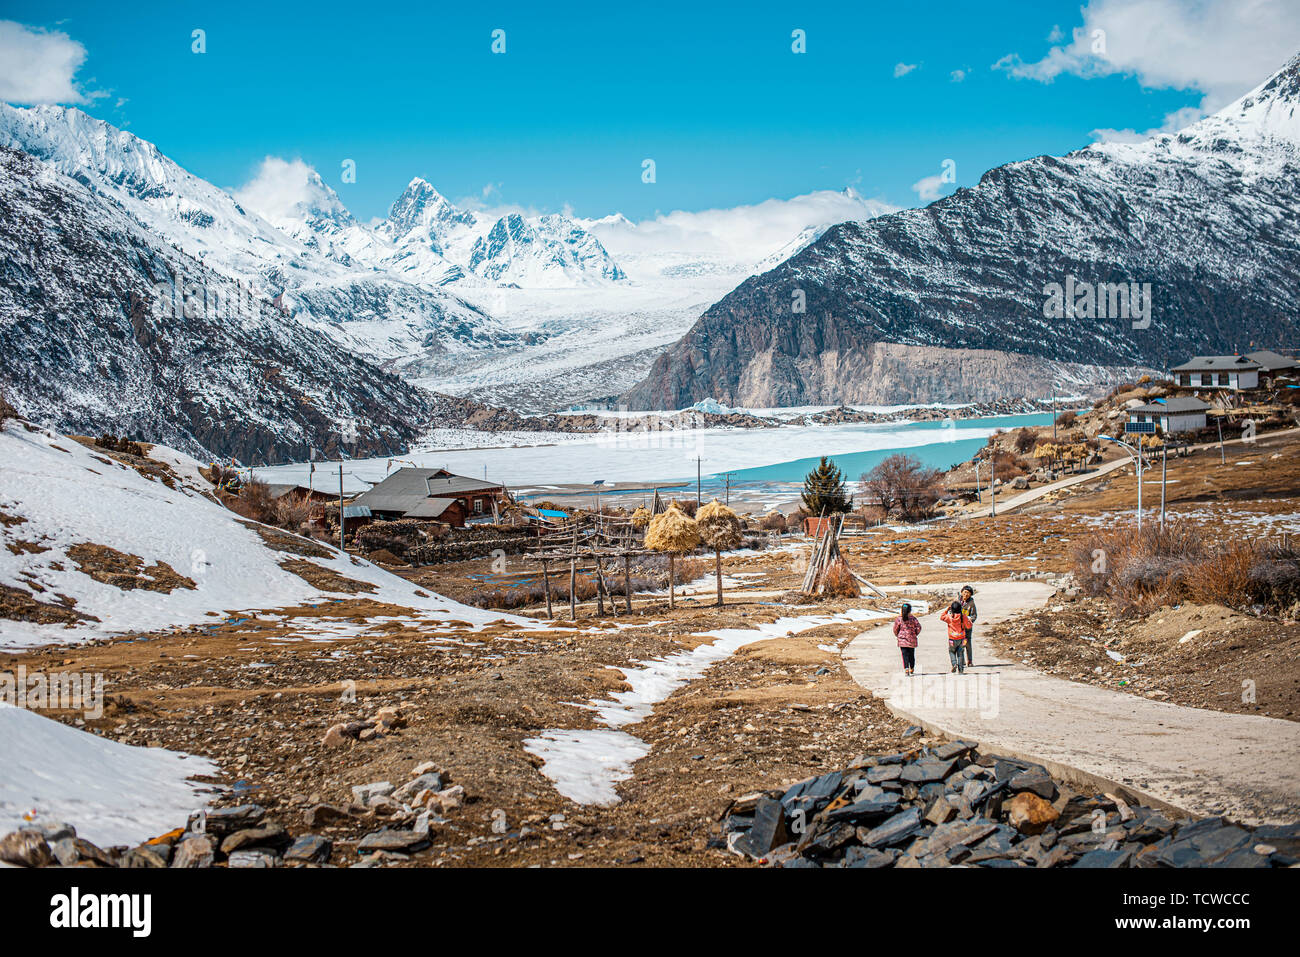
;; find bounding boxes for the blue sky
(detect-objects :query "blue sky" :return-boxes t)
[3,0,1296,221]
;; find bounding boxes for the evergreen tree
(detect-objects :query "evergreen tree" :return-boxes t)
[801,456,852,514]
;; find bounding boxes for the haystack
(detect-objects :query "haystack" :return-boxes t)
[697,499,744,606]
[631,505,652,529]
[645,505,700,608]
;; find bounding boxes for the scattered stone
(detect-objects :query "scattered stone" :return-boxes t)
[357,828,430,855]
[284,835,332,864]
[351,781,395,806]
[227,849,278,868]
[171,836,216,868]
[220,822,289,855]
[203,804,266,837]
[304,803,351,828]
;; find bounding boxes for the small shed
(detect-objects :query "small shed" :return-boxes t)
[1126,397,1210,434]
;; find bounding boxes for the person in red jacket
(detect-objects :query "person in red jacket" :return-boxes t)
[940,600,972,674]
[892,602,922,675]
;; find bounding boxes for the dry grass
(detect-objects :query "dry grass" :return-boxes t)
[1073,524,1300,615]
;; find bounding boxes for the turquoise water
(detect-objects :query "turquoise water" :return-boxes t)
[711,412,1059,486]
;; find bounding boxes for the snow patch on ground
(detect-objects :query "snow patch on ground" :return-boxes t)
[0,702,216,847]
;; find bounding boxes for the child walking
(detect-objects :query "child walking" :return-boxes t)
[893,602,921,675]
[940,600,972,674]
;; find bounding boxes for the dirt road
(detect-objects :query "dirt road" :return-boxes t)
[842,581,1300,824]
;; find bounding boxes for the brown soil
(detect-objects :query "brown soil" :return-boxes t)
[66,543,196,594]
[278,558,377,595]
[0,583,94,625]
[242,522,335,559]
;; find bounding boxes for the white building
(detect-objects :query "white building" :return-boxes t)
[1126,397,1210,435]
[1170,355,1261,390]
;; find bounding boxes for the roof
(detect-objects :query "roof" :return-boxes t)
[1170,355,1262,373]
[342,504,371,519]
[1245,350,1298,372]
[537,508,568,518]
[1129,397,1211,415]
[404,497,457,519]
[264,483,317,499]
[353,467,502,516]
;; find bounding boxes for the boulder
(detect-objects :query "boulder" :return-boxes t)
[284,835,332,864]
[1007,793,1060,835]
[0,830,55,868]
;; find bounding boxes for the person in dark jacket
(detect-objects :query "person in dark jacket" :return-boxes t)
[959,586,978,667]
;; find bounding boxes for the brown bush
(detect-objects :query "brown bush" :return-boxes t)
[1013,428,1038,453]
[1184,541,1260,611]
[761,511,788,532]
[1070,524,1205,613]
[0,392,17,426]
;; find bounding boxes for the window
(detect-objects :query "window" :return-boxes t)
[1218,373,1229,386]
[1201,373,1213,386]
[473,498,483,513]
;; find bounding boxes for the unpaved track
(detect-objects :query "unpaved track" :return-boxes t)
[843,581,1300,824]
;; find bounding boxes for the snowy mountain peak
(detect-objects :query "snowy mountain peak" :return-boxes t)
[383,177,477,244]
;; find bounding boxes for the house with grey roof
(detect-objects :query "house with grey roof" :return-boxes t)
[1170,355,1261,390]
[1126,396,1210,435]
[1245,350,1298,381]
[352,467,504,527]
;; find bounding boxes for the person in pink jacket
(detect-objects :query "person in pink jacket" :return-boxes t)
[893,602,922,675]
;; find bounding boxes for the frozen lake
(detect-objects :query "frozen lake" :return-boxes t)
[253,413,1054,493]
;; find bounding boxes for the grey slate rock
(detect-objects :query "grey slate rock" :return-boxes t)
[860,807,923,848]
[203,804,266,837]
[284,834,333,864]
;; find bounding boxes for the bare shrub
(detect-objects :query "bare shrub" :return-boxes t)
[1013,428,1037,453]
[861,454,943,521]
[1184,541,1260,611]
[0,392,15,426]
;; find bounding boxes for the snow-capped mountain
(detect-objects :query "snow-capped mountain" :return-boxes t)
[0,145,436,463]
[622,51,1300,410]
[0,103,515,368]
[372,179,626,288]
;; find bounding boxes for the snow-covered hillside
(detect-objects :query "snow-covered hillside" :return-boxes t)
[0,104,513,366]
[0,419,524,649]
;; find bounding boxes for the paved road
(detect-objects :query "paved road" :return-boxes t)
[843,581,1300,824]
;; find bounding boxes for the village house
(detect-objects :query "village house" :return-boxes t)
[351,467,505,528]
[1170,355,1262,390]
[1125,396,1210,435]
[1245,349,1298,384]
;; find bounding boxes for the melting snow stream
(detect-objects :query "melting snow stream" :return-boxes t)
[523,609,888,805]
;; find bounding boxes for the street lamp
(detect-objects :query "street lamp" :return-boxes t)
[1100,435,1148,531]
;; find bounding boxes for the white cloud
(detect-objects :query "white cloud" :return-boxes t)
[911,174,949,203]
[582,188,899,266]
[234,157,348,224]
[994,0,1300,129]
[893,62,918,78]
[0,20,95,104]
[950,69,967,82]
[1090,105,1208,143]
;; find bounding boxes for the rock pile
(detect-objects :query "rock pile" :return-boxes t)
[321,704,407,746]
[0,762,464,869]
[717,741,1299,868]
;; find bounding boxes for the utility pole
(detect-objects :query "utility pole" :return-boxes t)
[1160,445,1168,529]
[338,461,345,551]
[990,455,996,518]
[696,456,701,508]
[1052,391,1057,442]
[1216,417,1225,465]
